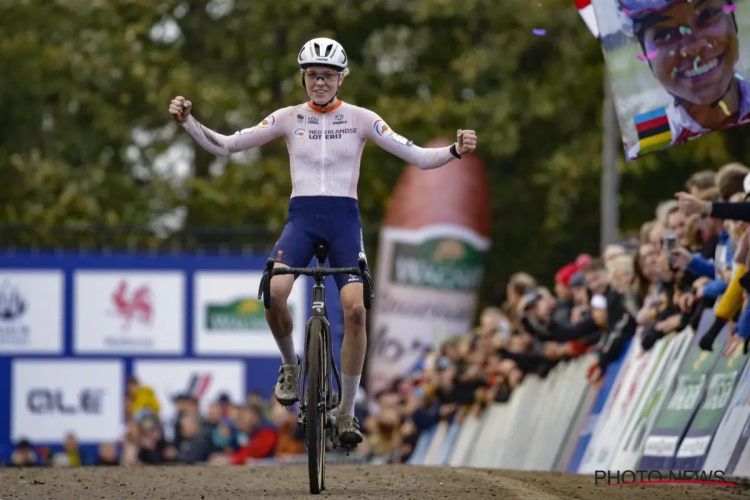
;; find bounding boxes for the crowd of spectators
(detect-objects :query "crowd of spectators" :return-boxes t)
[8,163,750,467]
[359,163,750,464]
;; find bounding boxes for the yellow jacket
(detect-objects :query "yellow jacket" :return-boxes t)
[129,386,160,418]
[716,264,746,320]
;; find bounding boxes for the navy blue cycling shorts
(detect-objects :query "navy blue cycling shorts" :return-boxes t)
[270,196,365,292]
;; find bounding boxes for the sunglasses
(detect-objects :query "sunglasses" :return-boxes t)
[302,68,340,82]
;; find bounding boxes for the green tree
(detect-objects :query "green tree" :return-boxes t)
[3,0,750,301]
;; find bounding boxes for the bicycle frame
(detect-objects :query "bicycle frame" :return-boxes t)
[298,262,342,428]
[257,245,374,432]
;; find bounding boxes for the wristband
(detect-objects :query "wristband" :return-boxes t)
[449,143,462,159]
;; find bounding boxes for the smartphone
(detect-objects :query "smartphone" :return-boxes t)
[663,229,677,267]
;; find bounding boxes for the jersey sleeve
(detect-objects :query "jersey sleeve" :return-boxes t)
[359,109,457,170]
[180,107,290,157]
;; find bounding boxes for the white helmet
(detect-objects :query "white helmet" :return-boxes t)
[297,37,348,71]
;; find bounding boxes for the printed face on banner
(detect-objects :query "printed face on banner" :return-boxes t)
[592,0,750,160]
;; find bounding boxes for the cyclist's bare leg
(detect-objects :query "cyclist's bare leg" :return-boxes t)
[336,283,366,444]
[265,263,299,405]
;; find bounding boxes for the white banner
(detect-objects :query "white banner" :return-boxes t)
[132,360,245,441]
[368,225,491,397]
[12,359,124,442]
[0,270,64,354]
[73,270,185,354]
[193,271,306,356]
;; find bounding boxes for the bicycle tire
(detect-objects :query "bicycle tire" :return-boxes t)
[306,319,327,494]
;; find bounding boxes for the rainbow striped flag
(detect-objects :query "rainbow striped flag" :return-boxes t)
[634,108,672,155]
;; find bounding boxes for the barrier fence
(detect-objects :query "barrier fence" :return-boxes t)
[406,308,750,477]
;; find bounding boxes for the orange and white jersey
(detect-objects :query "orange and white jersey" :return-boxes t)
[180,100,458,199]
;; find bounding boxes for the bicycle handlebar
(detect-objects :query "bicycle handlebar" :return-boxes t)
[269,266,363,277]
[258,256,374,310]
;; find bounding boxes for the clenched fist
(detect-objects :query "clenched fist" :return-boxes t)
[457,129,477,155]
[169,96,192,124]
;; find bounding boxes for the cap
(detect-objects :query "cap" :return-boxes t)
[216,393,231,404]
[569,271,587,288]
[575,254,592,270]
[555,263,578,287]
[617,0,686,17]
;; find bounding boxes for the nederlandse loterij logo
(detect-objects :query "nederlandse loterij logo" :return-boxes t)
[594,469,736,487]
[390,238,485,291]
[206,298,293,331]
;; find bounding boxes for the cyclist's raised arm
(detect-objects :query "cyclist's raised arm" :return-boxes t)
[170,97,290,157]
[360,109,458,169]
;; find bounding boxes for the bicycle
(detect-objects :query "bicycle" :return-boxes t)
[257,242,374,495]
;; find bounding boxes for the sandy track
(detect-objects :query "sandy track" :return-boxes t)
[0,465,747,499]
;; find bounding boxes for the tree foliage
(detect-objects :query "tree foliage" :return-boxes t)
[3,0,750,301]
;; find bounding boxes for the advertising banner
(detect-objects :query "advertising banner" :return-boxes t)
[639,311,724,470]
[610,330,693,470]
[566,337,633,472]
[591,0,750,160]
[73,270,185,354]
[11,359,124,442]
[132,359,245,442]
[367,139,490,398]
[703,354,750,473]
[193,271,306,356]
[0,270,64,354]
[675,339,749,470]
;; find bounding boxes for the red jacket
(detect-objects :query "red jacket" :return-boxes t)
[230,427,278,465]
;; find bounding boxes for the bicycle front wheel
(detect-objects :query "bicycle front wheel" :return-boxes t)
[306,318,327,494]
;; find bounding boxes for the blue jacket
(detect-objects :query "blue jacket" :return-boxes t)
[686,230,733,279]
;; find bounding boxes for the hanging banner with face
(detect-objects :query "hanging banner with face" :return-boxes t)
[592,0,750,161]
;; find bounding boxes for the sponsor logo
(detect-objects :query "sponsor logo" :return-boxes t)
[307,128,358,140]
[12,360,123,442]
[206,297,282,331]
[179,372,213,402]
[276,249,284,261]
[235,127,255,135]
[74,271,184,354]
[348,275,359,283]
[132,360,246,433]
[308,116,319,125]
[374,119,392,137]
[297,114,304,124]
[27,387,104,415]
[333,113,346,125]
[110,280,153,331]
[0,281,29,345]
[257,114,276,128]
[392,133,413,146]
[389,238,486,291]
[293,128,307,139]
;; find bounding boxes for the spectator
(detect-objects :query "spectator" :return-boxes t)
[176,414,212,464]
[138,415,173,464]
[223,404,278,465]
[50,433,85,467]
[96,443,119,466]
[126,376,160,423]
[10,439,39,467]
[270,398,305,460]
[685,170,716,197]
